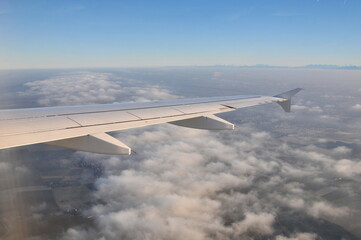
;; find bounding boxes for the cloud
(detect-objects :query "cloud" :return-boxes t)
[292,146,361,179]
[0,159,30,176]
[232,212,275,235]
[272,12,301,17]
[290,104,323,113]
[308,106,323,113]
[58,4,86,13]
[275,232,317,240]
[270,193,306,210]
[212,72,223,78]
[308,201,350,219]
[20,72,176,107]
[332,146,352,155]
[334,159,361,177]
[292,105,307,110]
[62,228,97,240]
[351,104,361,110]
[0,162,11,172]
[0,10,10,15]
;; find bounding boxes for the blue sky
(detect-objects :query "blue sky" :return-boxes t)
[1,0,360,69]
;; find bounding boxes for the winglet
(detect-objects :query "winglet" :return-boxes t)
[274,88,302,112]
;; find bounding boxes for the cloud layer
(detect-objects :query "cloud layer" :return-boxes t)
[8,69,361,239]
[20,71,176,107]
[60,121,358,239]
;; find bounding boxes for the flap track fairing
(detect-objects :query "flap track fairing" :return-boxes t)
[169,115,234,130]
[47,133,131,155]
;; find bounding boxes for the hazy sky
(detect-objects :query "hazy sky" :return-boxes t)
[1,0,361,69]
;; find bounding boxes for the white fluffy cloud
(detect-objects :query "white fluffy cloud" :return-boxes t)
[288,104,323,113]
[334,159,361,177]
[77,126,279,239]
[59,122,357,240]
[332,146,352,155]
[292,105,308,110]
[308,201,351,219]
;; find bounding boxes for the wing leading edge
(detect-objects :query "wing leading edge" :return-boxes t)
[0,88,301,154]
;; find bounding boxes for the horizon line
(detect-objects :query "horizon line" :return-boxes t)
[0,64,360,71]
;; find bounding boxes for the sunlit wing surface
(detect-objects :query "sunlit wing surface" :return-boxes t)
[0,88,301,154]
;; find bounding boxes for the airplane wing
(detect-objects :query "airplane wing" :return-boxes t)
[0,88,301,155]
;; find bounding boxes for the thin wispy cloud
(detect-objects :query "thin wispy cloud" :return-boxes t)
[351,104,361,110]
[58,4,86,13]
[226,7,253,21]
[272,12,302,17]
[0,9,10,15]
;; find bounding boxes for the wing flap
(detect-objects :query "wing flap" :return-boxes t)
[0,116,80,136]
[128,107,183,119]
[174,103,224,114]
[68,111,139,126]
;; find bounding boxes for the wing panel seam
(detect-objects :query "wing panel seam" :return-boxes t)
[66,116,83,126]
[0,96,262,120]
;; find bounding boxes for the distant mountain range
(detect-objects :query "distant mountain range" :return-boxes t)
[166,64,361,70]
